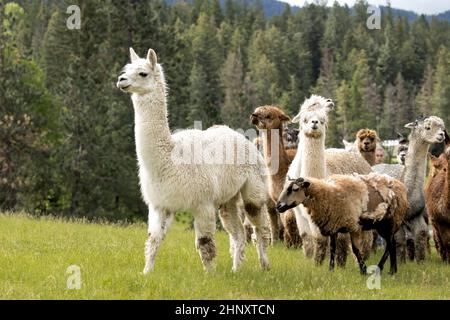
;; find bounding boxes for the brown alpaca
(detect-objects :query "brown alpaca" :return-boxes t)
[251,106,302,248]
[356,129,379,166]
[425,139,450,263]
[277,174,408,275]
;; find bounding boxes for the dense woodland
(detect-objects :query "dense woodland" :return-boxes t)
[0,0,449,220]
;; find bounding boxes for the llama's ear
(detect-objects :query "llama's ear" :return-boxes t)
[404,122,416,129]
[324,99,334,113]
[130,48,139,63]
[291,112,301,123]
[301,181,311,188]
[279,114,291,123]
[147,49,158,69]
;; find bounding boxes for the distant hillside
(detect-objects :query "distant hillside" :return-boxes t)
[166,0,300,18]
[166,0,450,22]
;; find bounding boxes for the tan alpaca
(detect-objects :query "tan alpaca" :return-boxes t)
[251,106,302,248]
[356,129,379,166]
[277,173,408,275]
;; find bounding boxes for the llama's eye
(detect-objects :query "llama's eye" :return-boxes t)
[425,127,431,130]
[139,72,148,78]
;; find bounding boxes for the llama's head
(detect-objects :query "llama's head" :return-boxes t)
[276,177,311,213]
[117,48,163,95]
[283,128,300,149]
[429,150,449,178]
[356,129,379,153]
[292,95,334,139]
[250,106,290,130]
[405,116,446,145]
[343,139,358,152]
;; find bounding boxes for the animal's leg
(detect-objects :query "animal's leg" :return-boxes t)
[281,209,302,249]
[329,233,337,271]
[267,201,281,244]
[243,203,271,270]
[389,237,398,275]
[394,225,407,263]
[294,207,314,257]
[241,178,271,270]
[314,235,329,266]
[412,215,428,263]
[193,204,217,272]
[336,234,349,268]
[360,231,374,261]
[377,237,391,273]
[143,206,174,274]
[350,232,367,275]
[406,238,415,261]
[219,196,246,272]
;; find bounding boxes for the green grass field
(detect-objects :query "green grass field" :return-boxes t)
[1,213,449,300]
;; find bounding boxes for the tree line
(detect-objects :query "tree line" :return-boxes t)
[0,0,449,220]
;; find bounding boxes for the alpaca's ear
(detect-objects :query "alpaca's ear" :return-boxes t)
[130,48,139,63]
[301,181,311,188]
[279,114,291,123]
[324,99,334,113]
[404,122,416,129]
[291,113,301,123]
[147,49,158,69]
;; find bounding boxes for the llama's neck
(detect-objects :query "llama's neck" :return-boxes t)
[299,134,326,179]
[132,76,173,169]
[360,150,376,166]
[403,133,429,199]
[261,128,290,178]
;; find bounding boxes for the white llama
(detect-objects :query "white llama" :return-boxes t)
[286,95,372,265]
[117,48,271,274]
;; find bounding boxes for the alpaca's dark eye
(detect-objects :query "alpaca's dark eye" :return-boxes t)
[139,72,148,78]
[426,127,431,130]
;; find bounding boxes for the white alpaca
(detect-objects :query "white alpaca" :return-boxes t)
[117,48,271,274]
[286,95,372,265]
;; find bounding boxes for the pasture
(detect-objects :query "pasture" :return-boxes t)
[0,213,449,300]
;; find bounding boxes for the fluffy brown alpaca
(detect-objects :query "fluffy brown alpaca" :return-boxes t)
[425,135,450,263]
[251,106,302,248]
[356,129,379,166]
[277,173,408,275]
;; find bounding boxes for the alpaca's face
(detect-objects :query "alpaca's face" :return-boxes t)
[356,129,379,153]
[276,178,310,213]
[430,151,449,177]
[292,95,334,139]
[397,145,408,165]
[283,128,300,148]
[299,111,327,139]
[117,48,160,95]
[406,116,446,145]
[250,106,290,130]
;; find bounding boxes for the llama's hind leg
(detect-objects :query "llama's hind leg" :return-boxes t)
[144,206,174,274]
[243,202,271,270]
[240,178,271,270]
[219,196,246,272]
[395,225,407,264]
[193,204,217,272]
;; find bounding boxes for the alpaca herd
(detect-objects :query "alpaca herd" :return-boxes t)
[117,48,449,275]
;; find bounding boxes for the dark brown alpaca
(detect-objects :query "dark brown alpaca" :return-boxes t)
[356,129,379,166]
[425,133,450,263]
[251,106,302,248]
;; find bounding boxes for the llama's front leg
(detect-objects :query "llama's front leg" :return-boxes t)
[329,233,337,271]
[194,206,217,272]
[411,215,428,263]
[144,207,174,275]
[395,225,407,263]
